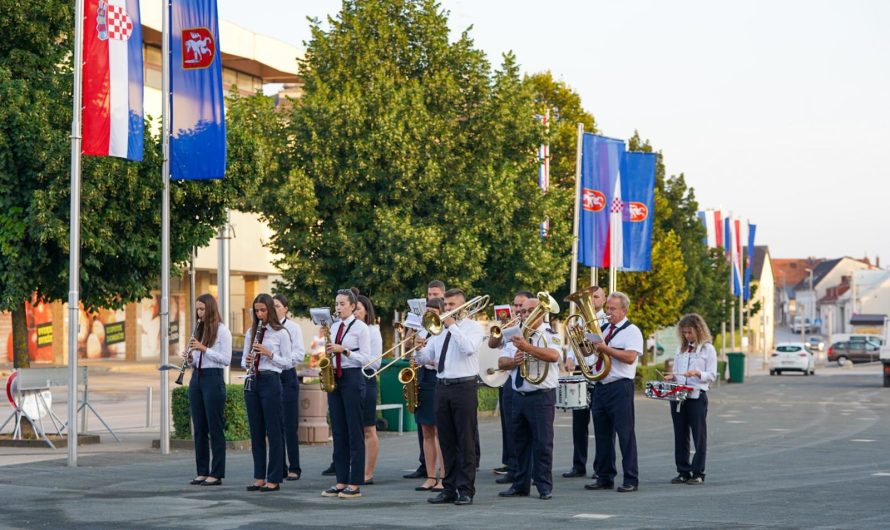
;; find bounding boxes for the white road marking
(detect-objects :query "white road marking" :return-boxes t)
[851,439,875,443]
[872,472,890,476]
[574,514,614,520]
[726,420,746,424]
[768,428,789,432]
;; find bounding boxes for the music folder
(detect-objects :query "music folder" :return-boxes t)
[310,307,334,327]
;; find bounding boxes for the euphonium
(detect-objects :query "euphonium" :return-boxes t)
[518,291,560,385]
[318,321,337,392]
[564,286,611,382]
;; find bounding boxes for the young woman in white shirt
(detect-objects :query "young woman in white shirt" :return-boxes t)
[354,291,381,485]
[664,313,717,485]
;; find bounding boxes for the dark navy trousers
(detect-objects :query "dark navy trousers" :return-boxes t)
[591,379,638,487]
[570,386,593,474]
[327,368,366,485]
[500,382,517,473]
[671,391,708,478]
[280,368,302,475]
[436,380,479,497]
[511,389,556,495]
[244,371,284,483]
[189,368,226,479]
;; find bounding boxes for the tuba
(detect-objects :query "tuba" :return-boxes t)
[564,286,611,382]
[317,320,337,393]
[518,292,560,385]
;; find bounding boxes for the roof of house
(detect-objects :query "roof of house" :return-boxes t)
[850,314,887,326]
[751,246,770,280]
[793,258,841,291]
[772,258,824,288]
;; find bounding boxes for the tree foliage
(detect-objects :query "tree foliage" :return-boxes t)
[0,1,247,366]
[267,0,571,314]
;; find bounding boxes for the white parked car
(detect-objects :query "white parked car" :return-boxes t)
[769,342,816,376]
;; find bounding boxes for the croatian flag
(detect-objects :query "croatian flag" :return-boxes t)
[724,215,745,297]
[579,134,625,267]
[538,113,550,238]
[82,0,144,161]
[170,0,227,180]
[697,209,724,248]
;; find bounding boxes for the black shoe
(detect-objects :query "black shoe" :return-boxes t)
[687,476,704,485]
[539,492,553,500]
[321,463,336,476]
[617,484,638,492]
[190,477,207,485]
[671,474,690,484]
[562,469,586,478]
[338,487,362,499]
[321,486,344,497]
[246,484,263,491]
[286,473,300,481]
[584,482,614,490]
[498,488,529,497]
[454,494,473,505]
[363,478,374,485]
[200,478,222,486]
[493,465,509,475]
[428,492,458,504]
[404,468,427,479]
[495,475,514,484]
[260,484,280,492]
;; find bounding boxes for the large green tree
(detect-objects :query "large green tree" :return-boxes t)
[268,0,569,316]
[0,2,248,367]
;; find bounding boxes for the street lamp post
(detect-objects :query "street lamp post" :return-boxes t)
[803,267,814,343]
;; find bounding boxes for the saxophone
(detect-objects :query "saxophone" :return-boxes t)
[318,321,337,392]
[397,330,421,412]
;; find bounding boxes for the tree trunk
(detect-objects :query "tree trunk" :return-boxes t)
[12,300,30,369]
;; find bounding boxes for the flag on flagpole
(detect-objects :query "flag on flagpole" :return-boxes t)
[697,209,725,248]
[744,223,757,300]
[620,151,656,271]
[538,112,550,238]
[170,0,227,180]
[578,134,625,268]
[82,0,144,161]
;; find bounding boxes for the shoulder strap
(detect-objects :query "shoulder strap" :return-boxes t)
[605,320,633,346]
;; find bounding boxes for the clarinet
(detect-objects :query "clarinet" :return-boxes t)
[175,320,201,385]
[244,322,268,392]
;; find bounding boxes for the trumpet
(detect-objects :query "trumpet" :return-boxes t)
[422,295,490,335]
[564,286,611,382]
[175,320,201,385]
[489,315,521,341]
[517,292,560,385]
[244,322,268,392]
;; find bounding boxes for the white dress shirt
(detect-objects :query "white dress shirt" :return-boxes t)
[189,323,232,369]
[328,315,372,369]
[673,342,718,399]
[500,323,561,392]
[415,318,484,379]
[281,317,306,367]
[367,324,383,371]
[565,309,607,364]
[241,324,292,373]
[597,317,644,384]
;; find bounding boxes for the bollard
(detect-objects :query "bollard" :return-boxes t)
[146,387,153,428]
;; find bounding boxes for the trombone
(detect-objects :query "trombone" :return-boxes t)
[362,323,424,378]
[422,295,490,335]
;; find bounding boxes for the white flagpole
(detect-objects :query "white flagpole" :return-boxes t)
[569,123,584,314]
[609,208,618,294]
[218,211,231,383]
[67,0,86,468]
[159,0,172,455]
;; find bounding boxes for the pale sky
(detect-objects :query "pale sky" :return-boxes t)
[218,0,890,264]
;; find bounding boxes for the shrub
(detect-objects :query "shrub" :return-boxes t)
[477,385,499,412]
[172,384,250,441]
[634,363,666,392]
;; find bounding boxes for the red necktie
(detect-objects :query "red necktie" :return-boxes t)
[596,324,618,371]
[335,322,346,378]
[687,344,695,353]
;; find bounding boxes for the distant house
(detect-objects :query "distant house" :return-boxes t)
[748,246,776,352]
[772,257,823,325]
[830,268,890,335]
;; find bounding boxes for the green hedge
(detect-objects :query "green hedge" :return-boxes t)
[172,385,250,441]
[477,386,499,412]
[634,363,666,392]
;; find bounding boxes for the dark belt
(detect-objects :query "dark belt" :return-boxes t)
[258,370,280,375]
[593,377,631,386]
[437,376,477,386]
[515,387,554,397]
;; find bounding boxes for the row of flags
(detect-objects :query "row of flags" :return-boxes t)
[697,209,758,300]
[81,0,226,180]
[577,134,656,272]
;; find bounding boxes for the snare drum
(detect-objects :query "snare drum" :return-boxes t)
[644,380,694,402]
[556,376,589,410]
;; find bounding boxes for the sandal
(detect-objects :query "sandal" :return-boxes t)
[415,477,438,491]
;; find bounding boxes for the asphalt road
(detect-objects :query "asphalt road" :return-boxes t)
[1,365,889,529]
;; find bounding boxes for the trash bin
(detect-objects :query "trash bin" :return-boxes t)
[727,352,745,383]
[378,358,418,432]
[298,380,330,443]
